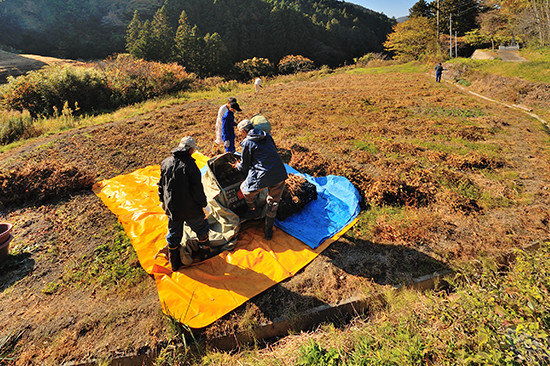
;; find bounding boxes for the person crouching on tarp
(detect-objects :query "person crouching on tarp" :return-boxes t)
[158,136,210,270]
[234,119,287,240]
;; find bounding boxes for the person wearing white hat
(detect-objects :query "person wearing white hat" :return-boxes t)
[158,136,210,270]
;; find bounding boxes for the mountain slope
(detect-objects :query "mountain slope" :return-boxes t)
[0,0,394,65]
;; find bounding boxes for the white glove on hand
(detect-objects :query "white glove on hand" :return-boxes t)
[224,140,230,148]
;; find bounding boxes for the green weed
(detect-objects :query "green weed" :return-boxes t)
[42,281,62,295]
[0,329,24,362]
[424,106,485,118]
[63,223,146,290]
[351,139,378,154]
[297,340,341,366]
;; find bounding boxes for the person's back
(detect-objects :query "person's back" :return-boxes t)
[159,147,206,221]
[239,129,286,192]
[158,136,210,271]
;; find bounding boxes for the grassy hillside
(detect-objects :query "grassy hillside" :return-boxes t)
[1,62,549,364]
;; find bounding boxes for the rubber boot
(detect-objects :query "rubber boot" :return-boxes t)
[196,234,212,261]
[168,245,182,271]
[264,216,275,240]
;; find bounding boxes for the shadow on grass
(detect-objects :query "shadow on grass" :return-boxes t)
[0,252,35,293]
[326,236,450,287]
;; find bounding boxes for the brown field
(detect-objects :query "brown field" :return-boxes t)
[0,49,83,83]
[1,66,549,364]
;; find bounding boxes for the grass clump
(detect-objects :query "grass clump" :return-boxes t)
[64,223,147,290]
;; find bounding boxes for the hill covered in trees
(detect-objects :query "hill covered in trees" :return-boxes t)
[0,0,394,67]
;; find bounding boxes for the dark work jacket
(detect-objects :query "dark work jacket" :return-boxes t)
[158,147,207,221]
[236,128,287,192]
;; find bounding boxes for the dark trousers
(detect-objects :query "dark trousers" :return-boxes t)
[167,214,209,248]
[242,180,285,218]
[436,72,442,82]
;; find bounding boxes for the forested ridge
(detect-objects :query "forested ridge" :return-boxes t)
[0,0,394,66]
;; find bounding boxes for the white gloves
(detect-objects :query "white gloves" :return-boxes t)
[224,140,230,148]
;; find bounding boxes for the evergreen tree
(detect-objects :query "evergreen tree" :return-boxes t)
[173,11,202,74]
[138,20,155,60]
[204,32,230,76]
[409,0,433,18]
[126,10,142,56]
[433,0,481,35]
[150,6,174,63]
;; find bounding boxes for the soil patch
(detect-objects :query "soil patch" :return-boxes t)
[1,68,549,364]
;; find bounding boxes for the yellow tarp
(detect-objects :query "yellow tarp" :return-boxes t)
[92,152,356,328]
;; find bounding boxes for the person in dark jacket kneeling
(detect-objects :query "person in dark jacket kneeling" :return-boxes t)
[234,119,287,240]
[158,136,210,271]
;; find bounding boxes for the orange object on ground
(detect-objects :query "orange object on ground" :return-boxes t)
[93,152,356,328]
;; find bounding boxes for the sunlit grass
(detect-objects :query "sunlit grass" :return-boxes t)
[448,49,550,84]
[348,62,425,75]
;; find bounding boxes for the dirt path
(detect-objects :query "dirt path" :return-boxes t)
[497,50,528,62]
[1,69,549,364]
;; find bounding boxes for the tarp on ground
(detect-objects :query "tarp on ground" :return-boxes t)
[92,152,360,328]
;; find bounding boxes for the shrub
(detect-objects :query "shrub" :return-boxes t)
[0,54,194,119]
[216,80,238,93]
[0,65,111,118]
[94,54,194,106]
[278,55,315,74]
[0,110,34,144]
[354,52,387,67]
[233,57,275,79]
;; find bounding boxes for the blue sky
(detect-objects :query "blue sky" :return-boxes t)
[348,0,418,18]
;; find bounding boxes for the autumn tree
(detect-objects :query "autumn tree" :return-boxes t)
[487,0,550,46]
[384,16,437,60]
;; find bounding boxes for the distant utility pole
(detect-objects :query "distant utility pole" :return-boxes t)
[455,31,458,57]
[449,14,452,57]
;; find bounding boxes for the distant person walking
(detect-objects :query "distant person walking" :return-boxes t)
[254,77,262,93]
[221,99,242,153]
[435,63,445,83]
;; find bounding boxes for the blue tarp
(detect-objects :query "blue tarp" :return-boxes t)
[276,165,361,249]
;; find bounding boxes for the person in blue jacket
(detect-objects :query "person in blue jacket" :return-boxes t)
[234,119,287,239]
[221,100,242,153]
[435,62,445,82]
